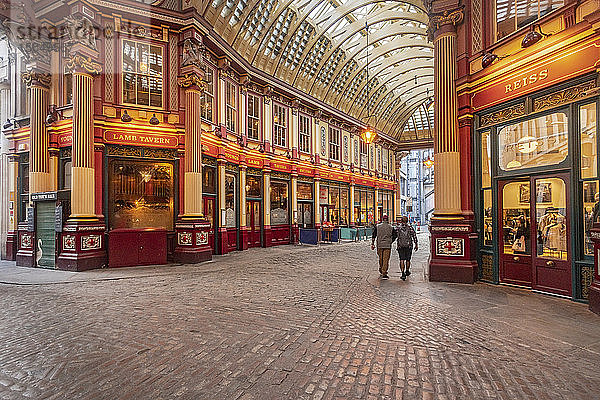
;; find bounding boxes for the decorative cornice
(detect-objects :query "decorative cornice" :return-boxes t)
[65,55,103,75]
[480,103,525,128]
[177,73,207,91]
[22,71,51,88]
[429,8,464,39]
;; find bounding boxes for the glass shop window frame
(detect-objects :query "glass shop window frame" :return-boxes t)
[578,99,599,260]
[225,79,238,134]
[17,154,29,223]
[225,172,237,229]
[201,66,215,123]
[247,92,261,141]
[298,113,312,154]
[270,180,289,226]
[495,107,572,178]
[273,102,288,148]
[121,39,164,109]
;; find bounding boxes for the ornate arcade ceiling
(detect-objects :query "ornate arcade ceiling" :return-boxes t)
[195,0,434,146]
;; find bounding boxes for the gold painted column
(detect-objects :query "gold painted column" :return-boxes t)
[263,170,272,247]
[66,56,101,219]
[23,71,51,195]
[349,183,356,227]
[180,74,205,217]
[291,173,298,244]
[428,8,477,284]
[173,68,212,264]
[432,14,462,217]
[239,165,249,250]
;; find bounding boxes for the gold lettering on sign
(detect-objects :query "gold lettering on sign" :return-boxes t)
[505,69,548,93]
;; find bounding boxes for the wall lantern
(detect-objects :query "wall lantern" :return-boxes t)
[149,113,160,125]
[121,110,132,122]
[423,158,434,169]
[361,127,377,144]
[481,52,498,69]
[522,24,551,48]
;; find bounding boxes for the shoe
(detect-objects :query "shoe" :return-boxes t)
[405,269,411,277]
[401,273,406,281]
[382,275,389,280]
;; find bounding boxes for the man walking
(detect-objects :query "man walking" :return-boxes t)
[371,214,396,279]
[396,216,418,281]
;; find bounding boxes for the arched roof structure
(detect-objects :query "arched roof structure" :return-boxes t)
[194,0,433,145]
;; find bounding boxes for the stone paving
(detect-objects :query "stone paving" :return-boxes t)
[1,233,600,400]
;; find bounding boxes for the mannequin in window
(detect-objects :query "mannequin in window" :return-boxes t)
[511,214,528,254]
[538,207,558,254]
[546,214,567,253]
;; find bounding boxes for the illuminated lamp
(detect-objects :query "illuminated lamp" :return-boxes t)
[3,119,12,130]
[121,110,132,122]
[149,114,160,125]
[361,127,377,144]
[423,158,434,168]
[481,52,498,69]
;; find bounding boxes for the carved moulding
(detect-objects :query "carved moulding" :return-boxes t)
[65,55,103,75]
[479,103,525,128]
[533,80,597,112]
[177,73,206,91]
[22,71,51,88]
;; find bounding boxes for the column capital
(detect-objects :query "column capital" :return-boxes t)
[22,70,51,89]
[65,54,103,75]
[428,8,464,39]
[177,72,206,92]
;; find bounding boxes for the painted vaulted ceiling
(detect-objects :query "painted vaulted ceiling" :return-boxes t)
[192,0,434,145]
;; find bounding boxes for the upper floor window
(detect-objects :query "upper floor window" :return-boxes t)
[329,126,340,161]
[226,80,237,133]
[122,40,163,108]
[247,93,260,140]
[273,103,287,147]
[64,67,73,105]
[299,114,311,153]
[495,0,564,41]
[201,68,214,122]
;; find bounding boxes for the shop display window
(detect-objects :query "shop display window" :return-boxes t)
[108,160,174,230]
[203,166,216,195]
[501,181,531,255]
[580,103,597,179]
[483,189,493,247]
[535,178,567,260]
[246,175,262,198]
[481,131,491,188]
[122,40,163,108]
[270,181,289,225]
[340,189,349,226]
[499,112,568,171]
[298,183,313,200]
[329,187,340,224]
[18,156,29,223]
[225,174,236,228]
[583,180,598,256]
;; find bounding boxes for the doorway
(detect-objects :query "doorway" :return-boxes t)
[246,200,261,248]
[498,173,571,296]
[203,196,216,254]
[35,201,56,268]
[298,202,313,228]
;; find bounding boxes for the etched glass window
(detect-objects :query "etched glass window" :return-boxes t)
[498,112,568,171]
[270,181,289,225]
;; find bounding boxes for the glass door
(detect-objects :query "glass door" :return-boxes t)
[246,200,261,248]
[532,174,571,296]
[498,180,532,287]
[297,202,313,228]
[203,196,216,254]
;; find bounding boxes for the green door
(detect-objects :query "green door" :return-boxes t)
[36,201,56,268]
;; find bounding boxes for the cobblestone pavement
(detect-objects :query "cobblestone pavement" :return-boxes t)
[1,233,600,400]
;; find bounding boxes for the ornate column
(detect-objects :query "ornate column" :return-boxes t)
[173,36,212,263]
[314,177,321,242]
[23,70,51,195]
[291,172,299,244]
[428,8,477,284]
[217,158,228,255]
[239,165,249,250]
[57,54,107,271]
[262,168,272,247]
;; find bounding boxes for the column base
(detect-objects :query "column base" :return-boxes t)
[57,220,107,271]
[240,227,249,251]
[217,228,229,255]
[291,224,299,244]
[428,217,477,284]
[173,216,212,264]
[4,231,17,261]
[16,224,34,267]
[589,282,600,315]
[263,225,272,248]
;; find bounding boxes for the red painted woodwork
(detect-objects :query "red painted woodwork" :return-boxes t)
[57,221,107,271]
[263,225,272,248]
[291,225,299,244]
[108,228,167,268]
[5,231,16,260]
[203,197,217,254]
[217,228,228,255]
[94,148,103,216]
[428,219,478,284]
[226,228,237,252]
[247,200,261,248]
[498,179,533,287]
[15,223,34,268]
[589,226,600,315]
[270,225,290,246]
[240,227,250,250]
